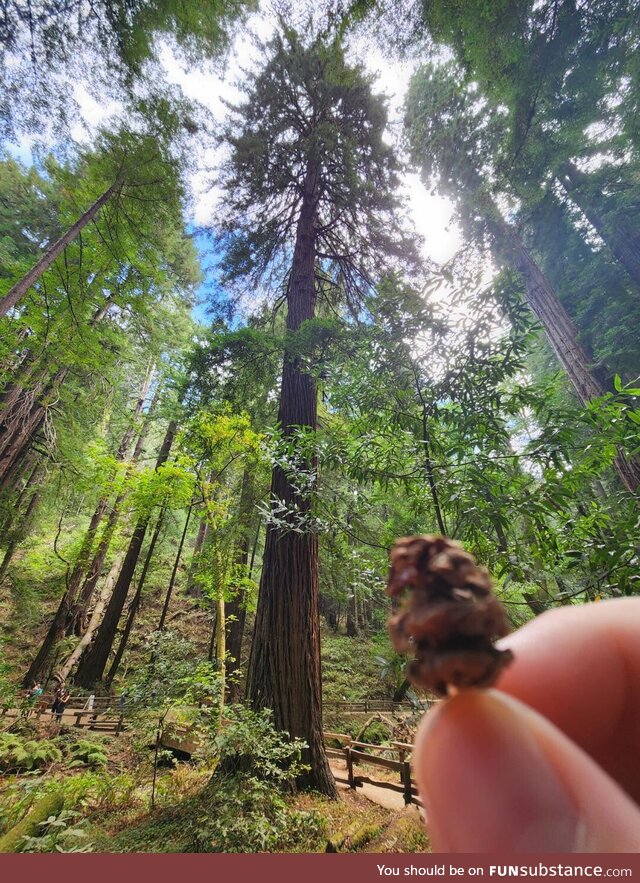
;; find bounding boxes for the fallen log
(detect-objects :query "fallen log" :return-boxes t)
[0,791,64,853]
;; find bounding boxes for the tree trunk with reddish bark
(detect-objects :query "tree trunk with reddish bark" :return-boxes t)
[245,164,336,797]
[488,211,640,494]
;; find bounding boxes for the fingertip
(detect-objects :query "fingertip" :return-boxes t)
[414,689,640,853]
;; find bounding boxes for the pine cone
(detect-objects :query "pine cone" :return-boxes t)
[387,535,513,696]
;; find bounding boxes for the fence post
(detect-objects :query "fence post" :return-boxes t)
[116,714,123,736]
[398,748,406,785]
[346,746,355,790]
[402,760,412,805]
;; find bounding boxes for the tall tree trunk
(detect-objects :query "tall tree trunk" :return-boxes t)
[22,368,155,686]
[557,162,640,294]
[105,507,167,686]
[246,165,336,797]
[0,180,121,318]
[74,420,178,688]
[185,519,208,598]
[0,454,40,533]
[68,378,160,637]
[0,301,113,488]
[57,547,127,683]
[0,478,43,582]
[512,242,640,493]
[157,504,193,631]
[225,471,256,700]
[225,557,249,696]
[488,211,640,494]
[214,595,226,729]
[0,368,67,486]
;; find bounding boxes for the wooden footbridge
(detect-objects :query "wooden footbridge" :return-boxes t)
[324,731,422,808]
[1,696,125,734]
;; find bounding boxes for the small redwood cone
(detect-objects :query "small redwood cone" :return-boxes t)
[387,535,513,696]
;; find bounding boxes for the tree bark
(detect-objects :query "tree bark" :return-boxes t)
[512,242,640,493]
[22,367,155,686]
[0,179,121,318]
[225,471,257,700]
[0,368,67,487]
[487,209,640,494]
[557,162,640,294]
[245,163,336,797]
[57,547,127,683]
[68,378,160,637]
[157,504,193,631]
[0,480,42,582]
[0,301,114,489]
[185,518,208,598]
[73,419,178,687]
[105,506,167,686]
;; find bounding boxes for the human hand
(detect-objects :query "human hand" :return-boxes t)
[412,598,640,852]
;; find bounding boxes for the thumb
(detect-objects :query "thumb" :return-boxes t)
[414,689,640,853]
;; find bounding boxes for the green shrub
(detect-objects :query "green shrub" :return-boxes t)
[193,706,325,853]
[20,809,91,853]
[358,720,391,745]
[58,771,139,812]
[0,734,62,772]
[194,776,325,853]
[67,740,108,768]
[213,705,308,784]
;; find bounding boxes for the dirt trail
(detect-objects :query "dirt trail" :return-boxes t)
[330,759,424,815]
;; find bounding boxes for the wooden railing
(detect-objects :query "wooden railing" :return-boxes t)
[1,704,124,735]
[324,732,421,807]
[324,699,432,715]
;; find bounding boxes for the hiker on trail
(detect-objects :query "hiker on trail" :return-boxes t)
[27,682,43,702]
[21,682,43,718]
[51,681,70,723]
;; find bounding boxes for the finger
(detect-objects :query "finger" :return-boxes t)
[496,598,640,801]
[414,689,640,853]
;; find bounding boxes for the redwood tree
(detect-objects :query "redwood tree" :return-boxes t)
[404,61,640,493]
[218,28,418,795]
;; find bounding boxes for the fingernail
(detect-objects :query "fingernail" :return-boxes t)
[415,690,583,852]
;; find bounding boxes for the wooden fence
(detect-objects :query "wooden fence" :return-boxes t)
[1,704,125,735]
[324,731,421,808]
[324,699,432,715]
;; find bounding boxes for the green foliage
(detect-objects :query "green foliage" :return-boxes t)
[0,734,62,772]
[0,0,255,140]
[67,740,109,769]
[322,636,389,701]
[57,771,138,814]
[214,705,309,785]
[357,719,390,745]
[0,640,18,711]
[19,809,91,853]
[194,778,325,853]
[218,24,419,305]
[193,706,324,853]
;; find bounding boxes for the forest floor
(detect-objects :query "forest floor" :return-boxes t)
[85,779,429,853]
